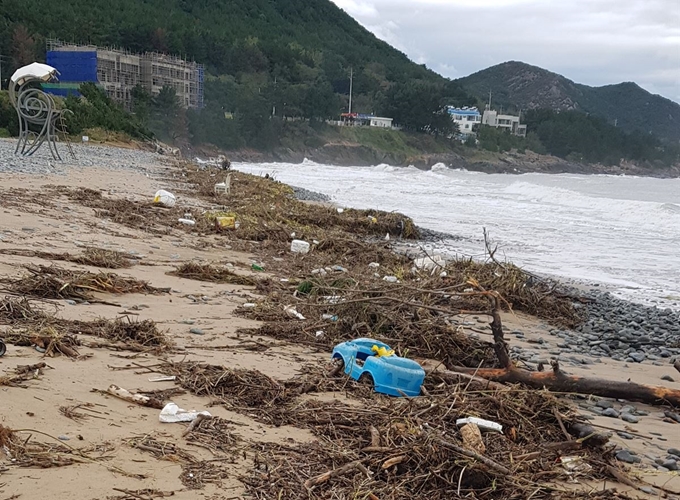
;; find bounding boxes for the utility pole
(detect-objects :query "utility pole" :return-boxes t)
[348,67,353,114]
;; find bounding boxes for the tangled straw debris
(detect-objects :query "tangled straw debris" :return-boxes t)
[0,264,168,301]
[0,247,136,269]
[162,361,286,410]
[0,296,171,353]
[167,262,257,286]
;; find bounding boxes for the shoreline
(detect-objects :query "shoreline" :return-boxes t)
[221,145,680,179]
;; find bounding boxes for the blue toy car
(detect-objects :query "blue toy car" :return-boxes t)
[331,338,425,397]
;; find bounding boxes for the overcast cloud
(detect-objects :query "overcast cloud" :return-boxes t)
[331,0,680,103]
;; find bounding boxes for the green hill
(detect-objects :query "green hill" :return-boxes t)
[458,61,680,141]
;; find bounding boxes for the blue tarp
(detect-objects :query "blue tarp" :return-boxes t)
[46,51,98,83]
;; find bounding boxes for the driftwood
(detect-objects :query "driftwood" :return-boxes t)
[443,287,680,407]
[105,384,164,409]
[448,363,680,407]
[303,459,370,488]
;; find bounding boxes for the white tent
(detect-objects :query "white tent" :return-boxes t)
[10,62,59,86]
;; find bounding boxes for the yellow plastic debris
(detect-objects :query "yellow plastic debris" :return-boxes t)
[371,345,394,357]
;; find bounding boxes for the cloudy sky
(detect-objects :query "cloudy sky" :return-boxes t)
[331,0,680,103]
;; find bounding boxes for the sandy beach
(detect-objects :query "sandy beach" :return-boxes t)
[1,142,679,500]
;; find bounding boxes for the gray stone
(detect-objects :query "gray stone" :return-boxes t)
[601,408,620,418]
[595,399,615,409]
[189,328,204,335]
[616,432,635,440]
[630,352,646,363]
[663,460,679,471]
[615,450,641,464]
[662,374,675,382]
[621,413,639,423]
[667,448,680,458]
[58,435,70,441]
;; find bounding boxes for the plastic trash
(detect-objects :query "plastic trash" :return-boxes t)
[315,330,325,339]
[284,305,305,320]
[311,268,328,276]
[331,338,425,397]
[414,255,446,271]
[251,264,264,271]
[159,402,211,423]
[367,215,378,224]
[216,216,235,229]
[383,276,398,283]
[331,265,348,272]
[290,239,311,254]
[154,190,176,208]
[178,218,195,226]
[243,303,257,308]
[368,262,380,269]
[337,208,344,214]
[456,417,503,433]
[322,314,338,321]
[371,345,395,357]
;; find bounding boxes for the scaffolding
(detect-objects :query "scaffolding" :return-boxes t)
[45,39,204,110]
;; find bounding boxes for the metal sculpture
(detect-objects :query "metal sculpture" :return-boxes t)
[9,63,70,160]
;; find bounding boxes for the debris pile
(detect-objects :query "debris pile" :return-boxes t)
[0,264,167,301]
[168,262,257,286]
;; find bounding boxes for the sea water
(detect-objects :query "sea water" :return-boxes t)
[233,160,680,309]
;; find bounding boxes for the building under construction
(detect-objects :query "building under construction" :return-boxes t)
[45,40,204,110]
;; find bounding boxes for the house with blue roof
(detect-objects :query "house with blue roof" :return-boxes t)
[446,106,481,137]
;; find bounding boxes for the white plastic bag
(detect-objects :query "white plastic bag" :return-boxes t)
[159,402,211,423]
[154,190,176,208]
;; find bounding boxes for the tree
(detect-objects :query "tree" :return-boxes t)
[11,25,36,68]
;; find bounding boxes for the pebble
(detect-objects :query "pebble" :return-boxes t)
[667,448,680,458]
[35,346,46,353]
[64,299,77,306]
[621,413,639,423]
[615,450,641,464]
[663,459,679,471]
[662,374,675,382]
[601,408,620,418]
[596,400,614,409]
[58,435,71,441]
[182,319,196,325]
[189,328,204,335]
[616,431,635,440]
[640,486,656,495]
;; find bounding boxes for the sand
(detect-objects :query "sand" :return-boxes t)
[0,151,678,499]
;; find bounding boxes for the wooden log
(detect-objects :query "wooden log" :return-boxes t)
[106,384,164,409]
[447,366,680,407]
[304,459,368,488]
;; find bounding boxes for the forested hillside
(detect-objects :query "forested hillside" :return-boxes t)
[0,0,475,149]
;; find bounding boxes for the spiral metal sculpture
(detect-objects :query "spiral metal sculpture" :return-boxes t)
[9,77,70,160]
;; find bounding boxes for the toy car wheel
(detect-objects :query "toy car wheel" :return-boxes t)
[358,372,374,387]
[328,356,344,376]
[0,340,6,357]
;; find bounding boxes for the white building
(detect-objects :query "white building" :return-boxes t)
[369,116,393,128]
[447,106,482,136]
[482,109,527,137]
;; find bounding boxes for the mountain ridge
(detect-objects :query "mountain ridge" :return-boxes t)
[458,61,680,141]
